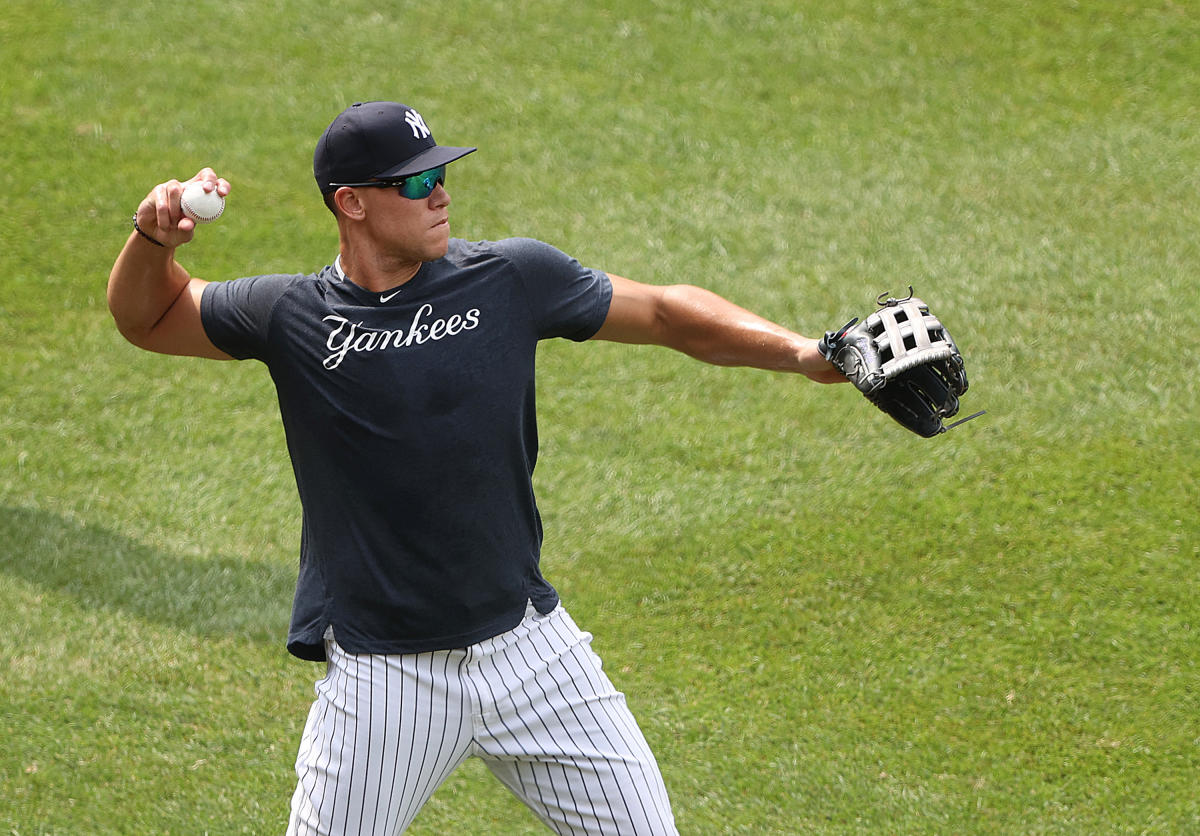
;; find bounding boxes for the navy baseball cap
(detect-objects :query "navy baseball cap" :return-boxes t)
[313,101,476,194]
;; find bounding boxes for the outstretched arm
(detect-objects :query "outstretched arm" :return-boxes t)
[593,275,845,384]
[107,168,231,359]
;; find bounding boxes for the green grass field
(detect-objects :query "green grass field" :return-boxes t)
[2,0,1197,832]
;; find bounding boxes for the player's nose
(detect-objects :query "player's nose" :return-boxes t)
[431,181,450,207]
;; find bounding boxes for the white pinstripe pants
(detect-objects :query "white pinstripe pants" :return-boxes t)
[285,604,678,835]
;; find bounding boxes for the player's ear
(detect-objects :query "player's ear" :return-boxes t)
[334,186,366,220]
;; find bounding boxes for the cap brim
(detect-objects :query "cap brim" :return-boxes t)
[375,145,477,179]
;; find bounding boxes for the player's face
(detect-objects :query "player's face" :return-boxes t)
[355,177,453,264]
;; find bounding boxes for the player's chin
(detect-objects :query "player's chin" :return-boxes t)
[426,226,451,258]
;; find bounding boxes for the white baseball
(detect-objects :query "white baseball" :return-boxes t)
[180,181,225,224]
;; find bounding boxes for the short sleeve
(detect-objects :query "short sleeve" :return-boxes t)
[497,238,613,342]
[201,273,299,360]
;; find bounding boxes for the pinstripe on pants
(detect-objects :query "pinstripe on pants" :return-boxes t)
[286,604,678,835]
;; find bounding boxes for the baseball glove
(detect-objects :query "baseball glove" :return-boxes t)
[818,289,971,437]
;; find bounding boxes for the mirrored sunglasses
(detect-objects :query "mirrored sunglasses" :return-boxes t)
[329,165,447,200]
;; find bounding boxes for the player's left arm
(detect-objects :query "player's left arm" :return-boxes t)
[592,274,845,384]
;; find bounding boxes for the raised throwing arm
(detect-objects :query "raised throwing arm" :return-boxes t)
[107,168,231,359]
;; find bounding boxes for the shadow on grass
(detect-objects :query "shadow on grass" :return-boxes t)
[0,505,293,642]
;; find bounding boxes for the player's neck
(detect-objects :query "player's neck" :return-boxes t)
[337,246,421,294]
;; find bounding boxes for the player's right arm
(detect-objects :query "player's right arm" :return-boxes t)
[107,169,232,359]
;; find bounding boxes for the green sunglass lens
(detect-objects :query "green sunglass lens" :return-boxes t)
[399,166,446,199]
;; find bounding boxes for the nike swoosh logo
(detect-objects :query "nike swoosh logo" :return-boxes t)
[380,289,402,303]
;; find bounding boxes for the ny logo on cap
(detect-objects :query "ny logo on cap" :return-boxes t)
[405,109,431,139]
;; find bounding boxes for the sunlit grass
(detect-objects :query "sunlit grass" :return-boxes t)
[2,0,1197,832]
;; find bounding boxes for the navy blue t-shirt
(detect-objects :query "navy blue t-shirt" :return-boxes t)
[201,238,612,660]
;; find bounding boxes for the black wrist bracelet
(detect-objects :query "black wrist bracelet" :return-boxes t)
[132,214,166,248]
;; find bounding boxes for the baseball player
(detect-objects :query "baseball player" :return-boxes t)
[107,101,847,834]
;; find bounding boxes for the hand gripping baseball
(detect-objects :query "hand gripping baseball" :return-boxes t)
[135,168,230,248]
[818,289,979,437]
